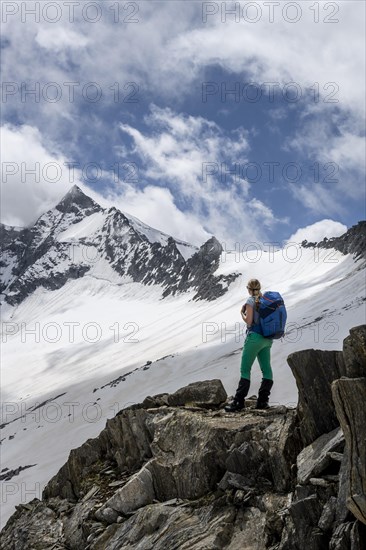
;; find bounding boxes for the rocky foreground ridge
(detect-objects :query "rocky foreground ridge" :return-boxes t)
[1,325,366,549]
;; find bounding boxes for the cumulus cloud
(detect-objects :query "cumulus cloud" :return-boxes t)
[118,104,285,245]
[283,113,365,205]
[1,124,77,226]
[1,1,363,239]
[0,123,219,245]
[35,27,89,52]
[3,2,364,125]
[120,104,251,197]
[104,184,210,246]
[286,220,348,245]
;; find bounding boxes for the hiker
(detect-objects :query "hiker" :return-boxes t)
[225,278,274,411]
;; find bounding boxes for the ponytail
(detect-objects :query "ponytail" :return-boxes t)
[253,289,262,311]
[246,278,262,311]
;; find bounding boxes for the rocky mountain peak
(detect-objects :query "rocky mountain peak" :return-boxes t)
[55,185,102,216]
[1,186,239,305]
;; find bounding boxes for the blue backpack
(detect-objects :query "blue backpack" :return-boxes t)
[251,291,287,339]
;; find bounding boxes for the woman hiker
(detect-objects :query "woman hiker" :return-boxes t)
[225,278,274,412]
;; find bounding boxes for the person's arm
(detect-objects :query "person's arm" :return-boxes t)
[241,303,254,326]
[244,304,254,326]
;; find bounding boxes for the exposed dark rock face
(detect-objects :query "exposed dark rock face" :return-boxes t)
[287,325,366,447]
[301,221,366,261]
[1,329,366,549]
[332,378,366,525]
[287,349,346,446]
[1,185,239,306]
[342,325,366,377]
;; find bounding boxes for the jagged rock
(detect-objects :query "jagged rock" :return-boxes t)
[94,506,119,524]
[2,352,366,550]
[0,499,63,549]
[297,427,344,484]
[40,381,297,508]
[287,324,366,448]
[342,325,366,377]
[318,496,337,531]
[287,349,345,446]
[329,520,366,550]
[146,408,241,500]
[63,498,97,548]
[142,393,169,408]
[336,449,352,522]
[166,379,227,408]
[222,407,300,493]
[91,501,269,550]
[332,377,366,524]
[98,464,155,520]
[1,394,300,548]
[43,408,153,501]
[287,494,327,550]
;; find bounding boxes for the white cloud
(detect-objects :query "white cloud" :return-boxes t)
[2,1,363,237]
[286,219,347,244]
[35,27,89,51]
[1,124,115,228]
[3,2,364,123]
[268,107,287,121]
[0,123,221,245]
[1,124,75,226]
[166,2,365,118]
[287,181,345,217]
[104,184,210,246]
[282,112,365,211]
[118,104,285,245]
[120,104,251,197]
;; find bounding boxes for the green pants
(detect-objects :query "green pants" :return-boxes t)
[240,332,273,380]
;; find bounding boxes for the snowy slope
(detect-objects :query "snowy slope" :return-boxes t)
[0,193,365,529]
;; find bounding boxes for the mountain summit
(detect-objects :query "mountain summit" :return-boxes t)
[54,184,102,215]
[0,186,239,306]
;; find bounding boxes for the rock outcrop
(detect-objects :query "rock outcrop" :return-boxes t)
[332,378,366,525]
[1,327,366,549]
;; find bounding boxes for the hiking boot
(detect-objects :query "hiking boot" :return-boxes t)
[255,401,270,410]
[255,378,273,409]
[225,378,250,412]
[224,399,244,412]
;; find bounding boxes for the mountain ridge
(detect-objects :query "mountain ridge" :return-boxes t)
[301,220,366,261]
[0,185,240,306]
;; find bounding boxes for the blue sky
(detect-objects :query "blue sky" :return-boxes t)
[1,1,365,247]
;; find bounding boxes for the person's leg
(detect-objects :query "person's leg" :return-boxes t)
[225,333,259,412]
[225,377,250,411]
[240,333,263,379]
[256,339,274,408]
[256,339,273,380]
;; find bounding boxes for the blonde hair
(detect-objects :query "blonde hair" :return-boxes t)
[247,279,262,310]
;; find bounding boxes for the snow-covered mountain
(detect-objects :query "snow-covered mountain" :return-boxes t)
[0,187,365,529]
[0,185,238,306]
